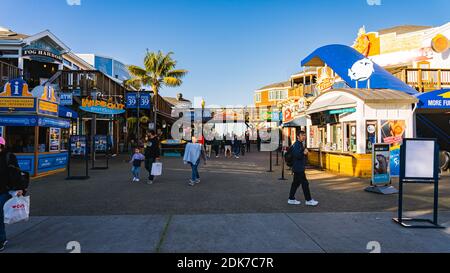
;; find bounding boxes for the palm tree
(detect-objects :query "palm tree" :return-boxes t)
[127,50,188,132]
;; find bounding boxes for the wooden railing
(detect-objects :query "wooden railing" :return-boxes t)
[58,70,126,97]
[393,68,450,92]
[0,60,22,87]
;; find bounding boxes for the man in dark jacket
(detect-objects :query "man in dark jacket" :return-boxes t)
[0,137,24,251]
[144,130,161,185]
[288,131,319,206]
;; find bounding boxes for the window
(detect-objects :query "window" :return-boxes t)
[269,89,288,101]
[255,92,261,103]
[344,122,357,153]
[331,124,342,151]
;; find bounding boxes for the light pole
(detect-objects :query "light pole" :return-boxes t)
[201,98,205,141]
[137,89,141,144]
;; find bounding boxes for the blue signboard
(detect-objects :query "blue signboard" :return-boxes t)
[38,117,70,128]
[0,126,3,137]
[390,147,401,177]
[60,93,73,106]
[126,92,152,109]
[37,153,68,173]
[80,105,126,115]
[70,135,87,156]
[16,155,34,174]
[0,115,38,126]
[73,89,81,97]
[95,135,108,152]
[416,89,450,109]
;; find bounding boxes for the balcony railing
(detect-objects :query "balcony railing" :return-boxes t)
[58,70,126,97]
[393,68,450,92]
[0,60,22,87]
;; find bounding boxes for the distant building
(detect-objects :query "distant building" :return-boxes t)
[76,54,130,83]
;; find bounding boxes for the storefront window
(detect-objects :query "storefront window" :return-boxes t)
[344,122,357,153]
[5,127,35,153]
[330,124,342,151]
[61,128,70,151]
[309,126,319,148]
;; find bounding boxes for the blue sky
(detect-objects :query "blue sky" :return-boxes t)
[1,0,449,105]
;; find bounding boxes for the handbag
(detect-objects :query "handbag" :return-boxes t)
[151,162,163,176]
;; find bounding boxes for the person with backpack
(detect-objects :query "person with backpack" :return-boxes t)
[0,137,26,252]
[286,131,319,207]
[144,130,161,185]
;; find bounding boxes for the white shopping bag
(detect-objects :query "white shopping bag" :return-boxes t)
[3,196,30,225]
[151,162,163,176]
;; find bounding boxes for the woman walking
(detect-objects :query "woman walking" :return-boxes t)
[183,137,207,186]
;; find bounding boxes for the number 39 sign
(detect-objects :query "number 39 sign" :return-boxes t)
[125,92,151,109]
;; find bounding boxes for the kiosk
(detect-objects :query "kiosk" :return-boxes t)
[0,78,71,177]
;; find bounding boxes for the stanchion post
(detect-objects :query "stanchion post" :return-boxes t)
[275,148,279,166]
[279,149,287,181]
[267,151,273,172]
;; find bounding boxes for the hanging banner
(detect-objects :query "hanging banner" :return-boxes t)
[49,128,61,152]
[80,98,125,115]
[372,143,391,185]
[125,92,152,109]
[381,120,406,177]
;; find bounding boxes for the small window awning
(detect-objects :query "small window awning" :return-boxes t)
[283,116,307,127]
[307,95,356,115]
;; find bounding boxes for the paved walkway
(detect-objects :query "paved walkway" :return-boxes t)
[4,211,450,253]
[3,149,449,253]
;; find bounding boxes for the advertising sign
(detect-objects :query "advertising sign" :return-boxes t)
[372,143,391,185]
[70,135,87,156]
[38,99,59,116]
[0,78,32,97]
[0,97,36,112]
[60,93,73,106]
[125,92,152,109]
[381,120,406,177]
[416,89,450,109]
[95,135,108,152]
[49,128,61,152]
[80,98,125,115]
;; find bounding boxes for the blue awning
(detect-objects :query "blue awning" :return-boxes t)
[301,44,418,95]
[59,105,78,119]
[0,115,70,128]
[415,89,450,109]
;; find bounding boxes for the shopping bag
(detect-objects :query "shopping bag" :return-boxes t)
[151,162,163,176]
[3,196,30,225]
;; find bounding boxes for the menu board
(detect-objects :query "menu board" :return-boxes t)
[372,143,391,185]
[49,128,61,152]
[70,135,87,156]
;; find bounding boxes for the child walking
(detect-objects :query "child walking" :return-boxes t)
[130,148,145,182]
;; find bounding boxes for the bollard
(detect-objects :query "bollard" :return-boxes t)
[279,150,287,181]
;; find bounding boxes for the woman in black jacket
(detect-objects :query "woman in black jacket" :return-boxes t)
[0,137,24,251]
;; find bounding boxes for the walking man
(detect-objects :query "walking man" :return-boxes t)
[144,130,160,185]
[288,131,319,206]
